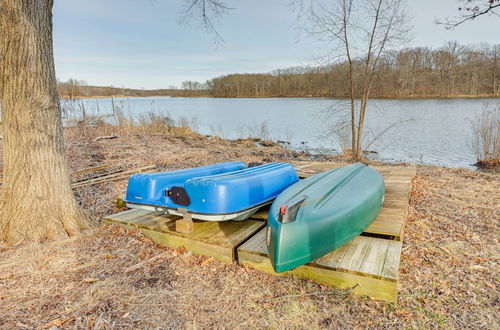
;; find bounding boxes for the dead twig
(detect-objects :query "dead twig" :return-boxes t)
[94,135,118,142]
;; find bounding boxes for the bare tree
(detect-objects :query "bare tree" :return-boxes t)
[297,0,410,160]
[0,0,228,245]
[437,0,500,28]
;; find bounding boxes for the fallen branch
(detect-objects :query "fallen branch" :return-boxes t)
[72,166,157,189]
[72,169,125,184]
[93,135,118,142]
[70,164,110,176]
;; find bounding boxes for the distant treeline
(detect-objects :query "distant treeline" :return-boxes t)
[57,80,210,99]
[210,42,500,98]
[59,42,499,99]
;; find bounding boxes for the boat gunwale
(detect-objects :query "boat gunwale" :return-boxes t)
[125,199,273,216]
[188,162,295,182]
[130,161,247,178]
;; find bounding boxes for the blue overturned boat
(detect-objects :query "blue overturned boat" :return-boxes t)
[125,162,299,221]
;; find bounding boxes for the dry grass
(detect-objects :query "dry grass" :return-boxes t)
[0,124,498,328]
[470,105,500,168]
[400,166,499,328]
[62,121,307,220]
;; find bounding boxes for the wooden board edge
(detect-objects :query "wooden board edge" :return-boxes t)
[105,213,265,248]
[237,229,401,280]
[103,214,165,232]
[140,228,233,264]
[363,227,400,240]
[238,251,397,303]
[103,220,234,264]
[227,221,267,249]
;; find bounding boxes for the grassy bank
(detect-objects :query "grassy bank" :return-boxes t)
[0,124,498,328]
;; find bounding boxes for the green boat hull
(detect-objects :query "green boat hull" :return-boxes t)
[266,163,385,273]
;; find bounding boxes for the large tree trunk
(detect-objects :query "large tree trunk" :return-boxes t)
[0,0,88,245]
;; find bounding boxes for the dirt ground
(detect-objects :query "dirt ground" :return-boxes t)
[0,125,498,329]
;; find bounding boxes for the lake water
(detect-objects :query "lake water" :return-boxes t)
[64,96,499,169]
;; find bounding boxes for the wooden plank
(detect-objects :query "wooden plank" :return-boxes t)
[294,164,415,181]
[238,251,397,303]
[103,209,265,264]
[105,208,142,221]
[383,194,410,202]
[238,228,268,255]
[134,213,169,226]
[249,209,269,220]
[105,209,154,224]
[226,224,266,246]
[377,209,407,219]
[365,213,406,238]
[237,232,400,303]
[314,240,353,268]
[365,168,412,239]
[237,229,401,280]
[176,219,194,234]
[358,239,390,277]
[334,237,373,273]
[381,240,403,279]
[140,227,233,264]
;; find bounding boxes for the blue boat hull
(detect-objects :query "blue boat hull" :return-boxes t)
[125,162,299,221]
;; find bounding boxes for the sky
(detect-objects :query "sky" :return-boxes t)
[53,0,500,89]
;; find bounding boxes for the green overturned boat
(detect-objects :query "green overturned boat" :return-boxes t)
[266,162,384,273]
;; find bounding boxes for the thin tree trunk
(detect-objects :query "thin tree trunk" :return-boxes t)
[355,0,382,160]
[341,0,357,159]
[0,0,88,245]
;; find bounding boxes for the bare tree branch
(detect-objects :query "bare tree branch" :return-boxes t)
[436,0,500,29]
[363,118,413,152]
[181,0,232,44]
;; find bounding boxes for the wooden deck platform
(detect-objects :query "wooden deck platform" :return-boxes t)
[238,230,402,302]
[237,162,415,302]
[103,209,265,264]
[103,161,415,303]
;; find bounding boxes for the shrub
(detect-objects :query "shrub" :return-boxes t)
[470,105,500,167]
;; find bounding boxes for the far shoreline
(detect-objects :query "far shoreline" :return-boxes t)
[62,94,500,100]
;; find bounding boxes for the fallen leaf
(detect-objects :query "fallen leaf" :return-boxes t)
[101,254,115,259]
[46,318,62,327]
[201,257,214,266]
[83,277,100,283]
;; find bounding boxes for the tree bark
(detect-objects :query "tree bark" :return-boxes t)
[0,0,88,245]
